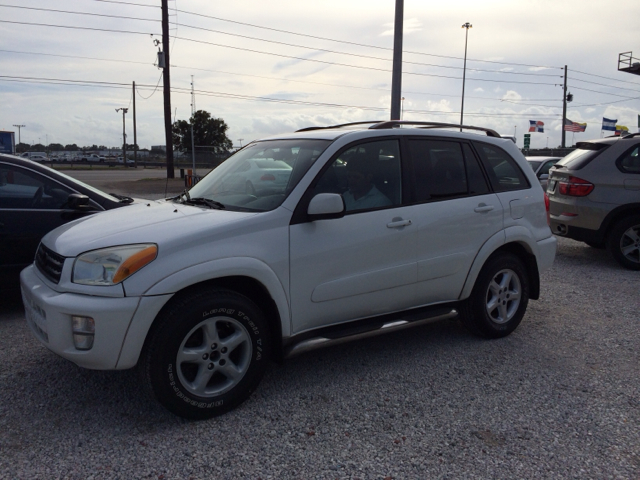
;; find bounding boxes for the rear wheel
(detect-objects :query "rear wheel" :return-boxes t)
[459,252,529,338]
[607,215,640,270]
[140,288,270,419]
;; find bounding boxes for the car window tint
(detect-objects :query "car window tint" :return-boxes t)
[462,144,490,195]
[476,144,529,192]
[617,145,640,174]
[0,165,73,209]
[313,139,401,213]
[408,139,470,201]
[539,160,558,176]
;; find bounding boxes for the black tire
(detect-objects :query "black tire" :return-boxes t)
[584,241,605,249]
[140,288,271,419]
[607,215,640,270]
[459,252,529,339]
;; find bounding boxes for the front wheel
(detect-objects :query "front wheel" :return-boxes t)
[607,215,640,270]
[459,252,529,339]
[140,288,271,419]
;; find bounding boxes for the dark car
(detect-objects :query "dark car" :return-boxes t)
[0,154,136,290]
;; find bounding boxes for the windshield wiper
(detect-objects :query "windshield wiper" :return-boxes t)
[168,189,190,201]
[109,193,134,204]
[182,197,226,210]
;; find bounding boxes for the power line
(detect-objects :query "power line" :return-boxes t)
[91,0,158,8]
[0,74,565,118]
[0,19,160,35]
[570,68,640,87]
[0,3,159,22]
[568,85,640,100]
[175,35,559,85]
[568,76,640,94]
[170,21,561,77]
[173,7,561,70]
[1,47,555,103]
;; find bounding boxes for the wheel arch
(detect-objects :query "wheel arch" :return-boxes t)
[599,203,640,241]
[460,228,541,301]
[143,276,284,362]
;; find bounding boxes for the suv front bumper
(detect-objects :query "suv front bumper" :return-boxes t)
[20,265,170,370]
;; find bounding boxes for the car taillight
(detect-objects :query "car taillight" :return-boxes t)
[544,192,550,225]
[558,176,594,196]
[260,174,276,181]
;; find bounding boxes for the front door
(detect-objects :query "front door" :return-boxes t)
[289,139,417,334]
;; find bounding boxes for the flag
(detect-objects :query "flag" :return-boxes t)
[602,117,617,131]
[614,125,629,136]
[529,120,544,133]
[563,119,587,132]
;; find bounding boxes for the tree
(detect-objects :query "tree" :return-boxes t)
[16,142,29,153]
[48,143,65,152]
[65,144,80,151]
[172,110,232,153]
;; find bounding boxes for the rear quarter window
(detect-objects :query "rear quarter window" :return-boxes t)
[555,142,609,170]
[475,143,530,192]
[616,145,640,174]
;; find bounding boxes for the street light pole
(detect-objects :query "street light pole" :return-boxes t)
[115,108,128,166]
[238,138,244,148]
[13,124,25,146]
[460,22,472,131]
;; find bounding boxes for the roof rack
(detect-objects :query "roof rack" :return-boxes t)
[295,121,384,132]
[295,120,501,138]
[369,121,501,138]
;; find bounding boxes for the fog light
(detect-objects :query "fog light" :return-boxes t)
[72,316,95,350]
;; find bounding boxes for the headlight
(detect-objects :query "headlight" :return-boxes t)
[72,244,158,286]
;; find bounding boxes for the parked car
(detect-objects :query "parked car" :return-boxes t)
[116,156,136,166]
[548,134,640,269]
[526,156,561,190]
[21,121,556,419]
[80,154,106,163]
[0,154,137,290]
[218,157,292,195]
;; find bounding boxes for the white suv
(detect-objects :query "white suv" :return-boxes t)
[21,121,556,419]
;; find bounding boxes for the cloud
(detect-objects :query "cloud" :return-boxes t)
[380,18,423,36]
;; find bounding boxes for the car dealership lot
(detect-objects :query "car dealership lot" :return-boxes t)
[0,236,638,479]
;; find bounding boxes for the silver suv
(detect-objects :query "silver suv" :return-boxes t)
[548,133,640,269]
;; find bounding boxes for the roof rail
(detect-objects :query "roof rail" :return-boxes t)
[369,121,501,138]
[295,121,385,132]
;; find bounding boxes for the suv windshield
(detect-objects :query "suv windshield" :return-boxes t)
[185,139,331,212]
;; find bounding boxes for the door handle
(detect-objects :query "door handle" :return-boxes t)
[474,204,494,213]
[387,219,412,228]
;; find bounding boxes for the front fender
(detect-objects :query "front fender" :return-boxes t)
[142,256,291,336]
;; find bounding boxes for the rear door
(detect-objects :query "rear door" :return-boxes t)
[405,138,504,303]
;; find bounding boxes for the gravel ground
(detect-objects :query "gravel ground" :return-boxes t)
[1,237,638,479]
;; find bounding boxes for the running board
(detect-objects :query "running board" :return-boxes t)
[283,308,458,359]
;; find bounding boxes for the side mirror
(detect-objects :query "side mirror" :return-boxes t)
[66,193,93,211]
[307,193,345,220]
[539,173,549,181]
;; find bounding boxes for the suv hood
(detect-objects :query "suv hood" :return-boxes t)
[43,200,258,257]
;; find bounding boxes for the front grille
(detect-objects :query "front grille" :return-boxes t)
[35,243,65,284]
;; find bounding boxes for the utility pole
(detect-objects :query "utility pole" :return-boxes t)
[116,108,128,166]
[190,75,196,176]
[161,0,174,178]
[460,22,472,130]
[390,0,404,120]
[13,124,25,145]
[133,81,138,167]
[561,65,568,148]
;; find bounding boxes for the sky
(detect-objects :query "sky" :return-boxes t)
[1,0,639,151]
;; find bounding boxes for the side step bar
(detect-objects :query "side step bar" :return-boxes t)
[283,308,458,359]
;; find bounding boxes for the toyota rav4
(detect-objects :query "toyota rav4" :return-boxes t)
[21,121,556,419]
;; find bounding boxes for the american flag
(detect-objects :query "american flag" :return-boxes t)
[563,119,587,132]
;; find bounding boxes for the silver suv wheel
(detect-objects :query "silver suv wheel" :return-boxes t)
[485,269,522,324]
